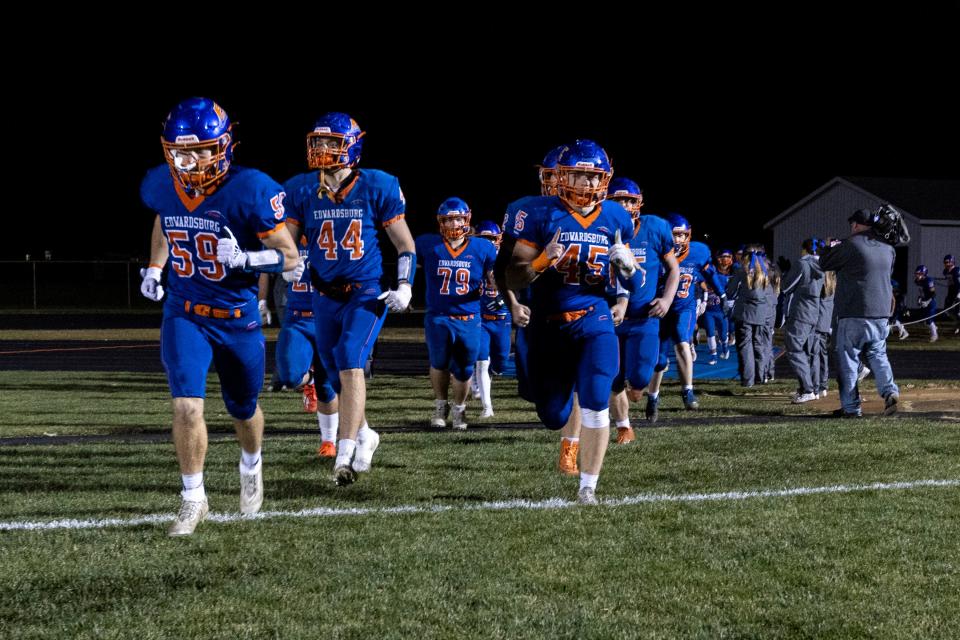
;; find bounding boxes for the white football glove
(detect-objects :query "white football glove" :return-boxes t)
[609,230,636,277]
[216,226,248,269]
[918,297,931,308]
[696,299,707,317]
[258,299,272,326]
[139,266,164,302]
[282,256,306,283]
[380,283,412,312]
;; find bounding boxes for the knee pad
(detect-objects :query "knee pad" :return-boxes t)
[581,407,609,429]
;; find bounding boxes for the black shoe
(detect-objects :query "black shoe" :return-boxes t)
[829,408,862,419]
[883,393,899,416]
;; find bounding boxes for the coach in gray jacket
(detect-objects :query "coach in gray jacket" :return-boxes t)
[818,210,899,417]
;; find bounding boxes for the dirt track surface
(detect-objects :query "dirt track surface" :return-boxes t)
[1,339,955,380]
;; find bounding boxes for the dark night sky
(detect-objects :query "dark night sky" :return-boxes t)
[10,15,957,262]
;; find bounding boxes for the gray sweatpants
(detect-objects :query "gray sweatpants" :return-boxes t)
[785,320,817,393]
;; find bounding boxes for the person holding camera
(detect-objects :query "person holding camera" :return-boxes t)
[818,206,906,417]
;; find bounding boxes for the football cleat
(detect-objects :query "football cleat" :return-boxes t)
[577,487,598,505]
[302,382,318,413]
[168,499,209,537]
[558,439,579,475]
[239,461,263,515]
[450,406,467,431]
[431,402,449,428]
[333,464,356,486]
[352,427,380,473]
[645,395,660,423]
[317,441,336,458]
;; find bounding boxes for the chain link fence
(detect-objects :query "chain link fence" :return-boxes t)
[0,261,157,309]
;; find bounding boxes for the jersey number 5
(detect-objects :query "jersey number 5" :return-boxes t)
[166,230,225,281]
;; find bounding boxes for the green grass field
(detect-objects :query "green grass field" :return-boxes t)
[1,359,959,637]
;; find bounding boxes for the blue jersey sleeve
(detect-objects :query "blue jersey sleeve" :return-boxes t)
[376,173,406,228]
[246,171,287,240]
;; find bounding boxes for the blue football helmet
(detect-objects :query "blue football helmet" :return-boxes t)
[555,140,613,209]
[607,177,644,220]
[437,197,472,241]
[666,213,691,256]
[307,112,365,170]
[538,145,567,196]
[915,264,928,280]
[476,220,502,249]
[161,97,233,194]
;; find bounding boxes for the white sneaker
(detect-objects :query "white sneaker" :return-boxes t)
[819,389,828,399]
[577,487,598,505]
[168,499,209,536]
[480,406,494,418]
[450,405,467,430]
[792,392,818,404]
[352,427,380,473]
[239,461,263,515]
[857,366,871,382]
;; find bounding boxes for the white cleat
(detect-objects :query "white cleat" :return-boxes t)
[352,427,380,473]
[577,487,598,505]
[430,402,449,428]
[480,406,494,418]
[450,406,467,430]
[168,499,209,537]
[239,461,263,515]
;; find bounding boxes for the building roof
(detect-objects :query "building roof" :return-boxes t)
[765,177,960,229]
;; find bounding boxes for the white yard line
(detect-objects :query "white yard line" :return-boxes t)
[2,478,957,532]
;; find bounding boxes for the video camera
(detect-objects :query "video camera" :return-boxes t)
[872,203,911,246]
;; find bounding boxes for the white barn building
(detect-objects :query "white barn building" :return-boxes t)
[764,177,960,285]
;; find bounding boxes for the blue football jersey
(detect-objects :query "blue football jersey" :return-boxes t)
[416,234,497,316]
[516,197,634,315]
[502,195,541,241]
[706,270,731,311]
[671,241,714,311]
[140,165,287,307]
[624,214,674,315]
[286,235,314,312]
[284,169,405,284]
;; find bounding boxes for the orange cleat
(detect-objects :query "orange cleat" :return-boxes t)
[616,426,635,445]
[557,439,579,475]
[302,382,318,413]
[317,440,336,458]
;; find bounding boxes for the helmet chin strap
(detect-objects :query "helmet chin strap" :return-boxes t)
[318,167,352,196]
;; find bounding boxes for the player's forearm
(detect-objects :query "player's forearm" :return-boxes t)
[148,216,168,268]
[493,237,516,294]
[506,262,539,291]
